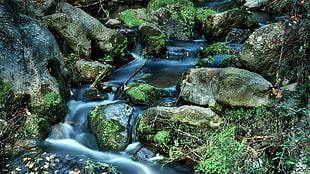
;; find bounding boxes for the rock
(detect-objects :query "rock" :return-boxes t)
[88,103,134,151]
[138,22,166,56]
[14,0,57,17]
[201,9,258,42]
[243,0,268,9]
[239,22,287,77]
[225,28,253,43]
[0,4,68,123]
[171,105,222,128]
[24,114,51,139]
[105,18,122,28]
[42,13,92,57]
[124,82,169,105]
[178,67,272,107]
[55,2,127,61]
[137,105,222,146]
[74,60,114,83]
[161,19,192,41]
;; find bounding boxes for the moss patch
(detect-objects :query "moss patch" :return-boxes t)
[125,82,169,105]
[119,9,149,27]
[89,110,125,151]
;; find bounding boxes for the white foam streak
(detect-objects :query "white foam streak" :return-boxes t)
[45,139,158,174]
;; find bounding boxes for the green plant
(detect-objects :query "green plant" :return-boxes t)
[196,55,214,66]
[195,126,248,173]
[43,92,62,107]
[199,42,229,58]
[118,9,149,27]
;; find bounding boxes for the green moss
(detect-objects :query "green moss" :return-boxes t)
[125,82,169,105]
[244,15,257,28]
[199,42,229,57]
[154,130,171,144]
[195,7,217,25]
[89,110,125,151]
[118,9,149,27]
[32,92,67,123]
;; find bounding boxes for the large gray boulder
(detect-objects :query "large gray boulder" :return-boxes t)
[201,9,258,42]
[239,22,288,77]
[54,2,127,60]
[42,13,92,57]
[178,67,272,107]
[0,3,68,123]
[243,0,268,8]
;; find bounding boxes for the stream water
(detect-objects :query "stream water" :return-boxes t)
[42,40,209,174]
[5,2,278,172]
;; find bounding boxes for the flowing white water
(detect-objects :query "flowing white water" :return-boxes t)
[44,85,165,174]
[43,40,208,174]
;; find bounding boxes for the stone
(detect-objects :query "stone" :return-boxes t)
[138,22,166,56]
[88,103,134,151]
[178,67,272,107]
[124,82,169,105]
[42,13,92,57]
[239,22,287,77]
[74,60,114,83]
[137,105,222,146]
[0,4,68,123]
[243,0,268,9]
[201,9,258,42]
[55,2,127,61]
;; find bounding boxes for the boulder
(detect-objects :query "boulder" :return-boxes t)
[42,13,92,57]
[88,103,134,151]
[138,22,166,56]
[12,0,57,17]
[55,2,127,61]
[74,60,114,83]
[239,22,287,77]
[0,4,68,123]
[124,82,169,105]
[178,67,272,107]
[201,9,258,42]
[243,0,268,9]
[137,105,222,147]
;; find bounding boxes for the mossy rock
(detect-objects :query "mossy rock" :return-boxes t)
[88,104,132,151]
[138,23,166,56]
[118,9,150,27]
[124,82,169,105]
[24,114,51,139]
[202,9,258,42]
[32,92,67,124]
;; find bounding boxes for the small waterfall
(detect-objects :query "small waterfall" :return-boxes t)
[42,40,207,174]
[44,86,164,174]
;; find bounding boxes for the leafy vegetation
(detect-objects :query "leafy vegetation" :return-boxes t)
[118,9,150,27]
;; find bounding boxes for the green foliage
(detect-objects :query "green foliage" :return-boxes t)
[119,9,149,27]
[43,92,62,107]
[196,55,214,67]
[195,7,217,24]
[148,0,216,27]
[0,83,18,118]
[199,42,229,57]
[195,126,247,173]
[154,130,171,144]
